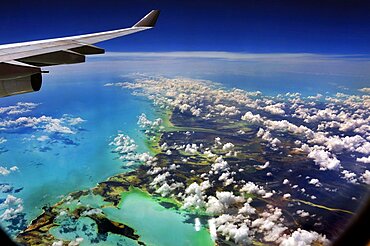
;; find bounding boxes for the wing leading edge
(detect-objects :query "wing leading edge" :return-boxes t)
[0,10,160,97]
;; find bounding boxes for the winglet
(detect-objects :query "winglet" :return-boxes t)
[133,10,160,28]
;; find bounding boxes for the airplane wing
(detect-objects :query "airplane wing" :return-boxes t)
[0,10,160,98]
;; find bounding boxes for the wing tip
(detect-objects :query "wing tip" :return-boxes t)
[133,10,160,28]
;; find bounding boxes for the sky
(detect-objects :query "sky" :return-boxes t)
[1,0,370,54]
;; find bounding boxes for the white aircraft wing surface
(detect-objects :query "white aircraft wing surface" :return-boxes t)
[0,10,159,97]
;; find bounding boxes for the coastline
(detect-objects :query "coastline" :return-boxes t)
[14,76,370,246]
[15,95,215,246]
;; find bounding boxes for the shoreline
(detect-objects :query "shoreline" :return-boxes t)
[14,76,370,246]
[15,99,215,246]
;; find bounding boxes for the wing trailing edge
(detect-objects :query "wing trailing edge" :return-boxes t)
[0,9,160,98]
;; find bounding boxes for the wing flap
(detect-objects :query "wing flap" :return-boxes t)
[69,44,105,55]
[17,50,85,67]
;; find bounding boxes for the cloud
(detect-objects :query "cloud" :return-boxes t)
[341,170,358,184]
[0,137,7,144]
[264,103,286,115]
[155,182,172,197]
[137,113,162,129]
[296,210,310,218]
[137,113,153,128]
[256,128,274,143]
[361,170,370,185]
[216,191,244,209]
[308,178,322,187]
[222,143,235,151]
[37,135,50,142]
[301,108,339,123]
[48,51,370,87]
[9,166,18,172]
[0,166,19,176]
[213,214,251,245]
[68,238,84,246]
[265,120,312,136]
[251,206,287,242]
[190,107,202,117]
[44,119,75,134]
[80,208,103,217]
[241,111,264,124]
[283,194,291,199]
[239,202,256,215]
[0,184,13,193]
[110,133,152,165]
[307,147,340,170]
[150,172,170,187]
[182,182,206,210]
[263,192,274,198]
[280,229,329,246]
[110,134,137,154]
[233,225,250,245]
[0,167,10,176]
[359,87,370,94]
[0,102,39,115]
[0,115,84,134]
[356,142,370,154]
[52,241,63,246]
[214,104,241,116]
[211,156,229,174]
[356,156,370,163]
[97,51,370,64]
[320,135,365,153]
[257,161,270,170]
[65,117,85,125]
[184,144,199,155]
[218,171,234,186]
[241,181,268,197]
[0,195,24,221]
[206,196,225,215]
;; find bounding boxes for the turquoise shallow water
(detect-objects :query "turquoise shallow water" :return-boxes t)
[103,189,214,246]
[49,190,213,246]
[0,73,155,224]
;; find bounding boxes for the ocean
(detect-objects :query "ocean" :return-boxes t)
[0,55,368,243]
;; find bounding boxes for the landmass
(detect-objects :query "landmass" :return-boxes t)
[16,76,370,245]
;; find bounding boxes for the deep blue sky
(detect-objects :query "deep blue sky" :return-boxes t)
[1,0,370,54]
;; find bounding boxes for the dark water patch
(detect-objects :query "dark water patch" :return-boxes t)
[49,134,79,146]
[88,215,141,243]
[38,146,52,152]
[14,187,23,193]
[0,147,8,154]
